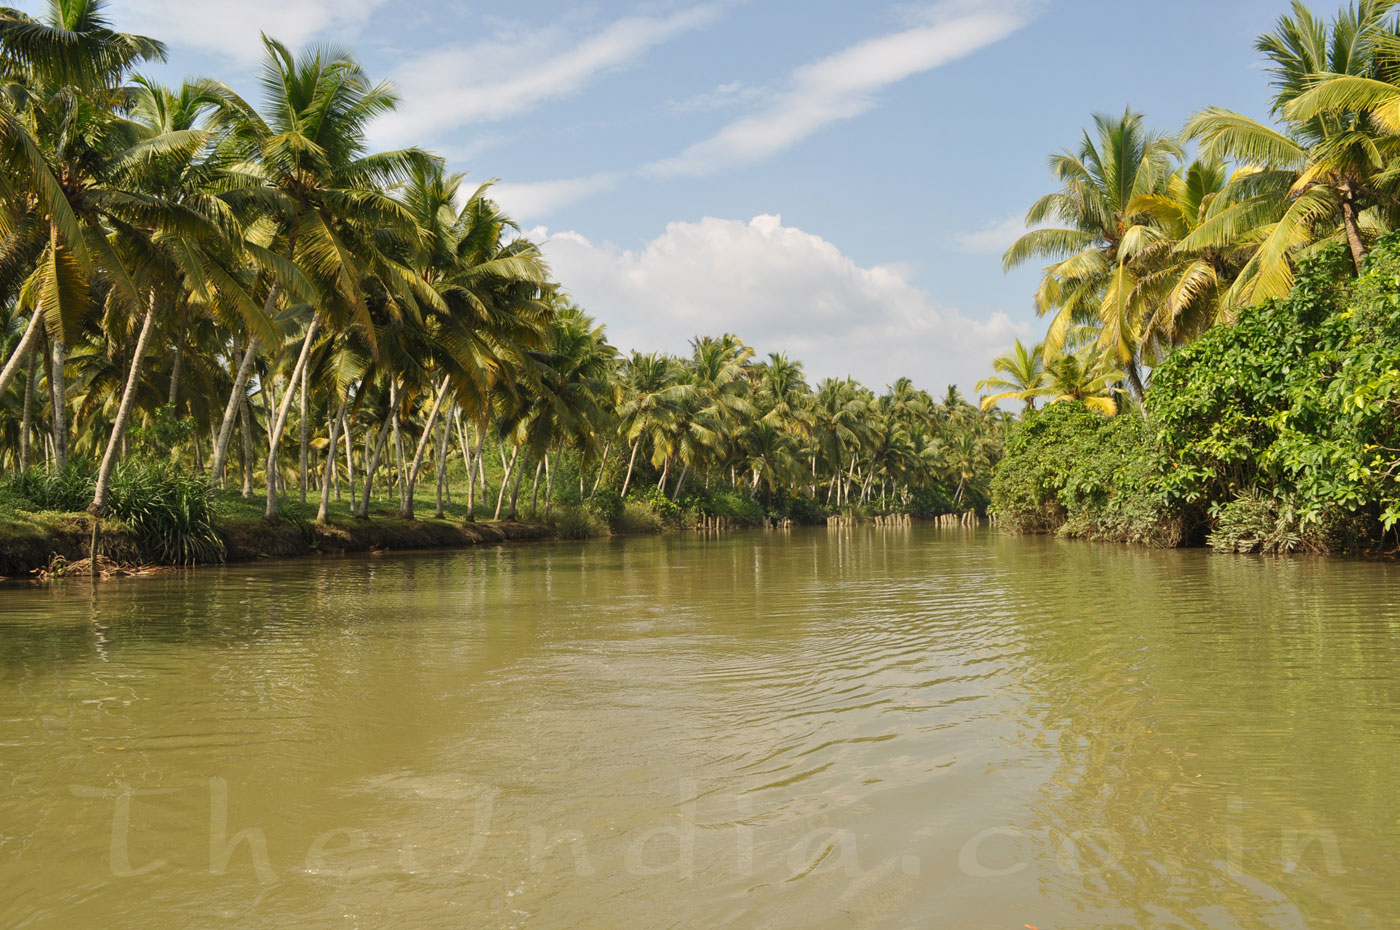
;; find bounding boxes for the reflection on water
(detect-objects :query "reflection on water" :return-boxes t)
[2,527,1399,929]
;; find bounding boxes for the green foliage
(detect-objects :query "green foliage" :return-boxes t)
[586,488,623,526]
[4,460,224,563]
[616,501,664,535]
[548,505,607,540]
[990,402,1176,545]
[1149,240,1400,550]
[1207,490,1303,554]
[5,464,94,512]
[128,404,196,456]
[684,489,765,526]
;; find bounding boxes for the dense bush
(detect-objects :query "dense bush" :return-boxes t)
[992,239,1400,553]
[990,402,1175,544]
[549,505,608,539]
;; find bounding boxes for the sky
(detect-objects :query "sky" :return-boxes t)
[92,0,1296,393]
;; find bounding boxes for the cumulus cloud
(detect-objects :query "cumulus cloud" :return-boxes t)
[119,0,386,65]
[647,1,1028,177]
[954,214,1029,254]
[532,214,1029,392]
[370,5,723,149]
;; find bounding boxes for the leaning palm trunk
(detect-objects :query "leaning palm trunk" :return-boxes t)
[529,459,544,517]
[0,310,44,401]
[494,445,519,520]
[316,396,347,524]
[88,300,158,564]
[401,375,451,519]
[671,462,690,501]
[357,416,395,519]
[212,337,260,485]
[590,442,611,501]
[508,455,526,519]
[265,319,321,519]
[1340,183,1368,272]
[49,338,68,470]
[620,439,641,496]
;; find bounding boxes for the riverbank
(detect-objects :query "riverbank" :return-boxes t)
[0,507,556,581]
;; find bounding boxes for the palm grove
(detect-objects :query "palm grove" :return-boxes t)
[985,0,1400,553]
[0,1,1002,565]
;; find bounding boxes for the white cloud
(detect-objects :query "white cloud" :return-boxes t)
[533,214,1029,392]
[370,5,723,149]
[954,214,1028,254]
[492,174,623,222]
[120,0,386,65]
[647,1,1028,177]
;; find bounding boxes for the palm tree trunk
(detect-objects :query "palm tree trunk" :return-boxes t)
[494,444,519,520]
[265,319,320,519]
[671,462,689,501]
[401,375,451,519]
[0,310,45,399]
[88,299,158,564]
[316,396,347,524]
[529,458,544,517]
[657,456,671,493]
[434,404,454,519]
[168,314,187,406]
[621,439,641,496]
[19,345,37,471]
[1341,188,1368,271]
[1125,359,1146,402]
[508,454,526,519]
[545,450,560,519]
[49,338,67,470]
[213,337,260,485]
[590,442,611,500]
[343,410,355,511]
[298,369,309,504]
[357,416,395,519]
[458,419,477,520]
[239,395,255,498]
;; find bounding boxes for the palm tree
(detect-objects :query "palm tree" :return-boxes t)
[977,340,1048,410]
[1044,346,1123,415]
[1185,0,1400,293]
[202,36,435,518]
[1003,109,1181,396]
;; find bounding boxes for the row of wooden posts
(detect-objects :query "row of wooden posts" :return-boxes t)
[695,512,990,532]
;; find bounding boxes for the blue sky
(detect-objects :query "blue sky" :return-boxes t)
[100,0,1292,391]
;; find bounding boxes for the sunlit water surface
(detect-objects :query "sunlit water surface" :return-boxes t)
[2,527,1399,929]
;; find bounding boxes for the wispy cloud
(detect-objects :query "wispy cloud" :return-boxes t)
[955,214,1028,254]
[491,173,624,222]
[370,5,724,149]
[647,1,1029,177]
[119,0,387,65]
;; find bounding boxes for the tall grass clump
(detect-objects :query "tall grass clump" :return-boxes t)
[4,461,225,564]
[548,505,609,539]
[106,461,225,563]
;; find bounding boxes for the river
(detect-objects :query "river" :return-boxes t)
[2,527,1398,929]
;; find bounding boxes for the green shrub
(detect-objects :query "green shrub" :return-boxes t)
[586,488,623,527]
[549,504,608,539]
[990,402,1177,545]
[686,489,765,526]
[616,500,665,535]
[1207,490,1303,554]
[6,464,95,512]
[3,460,225,564]
[106,460,225,564]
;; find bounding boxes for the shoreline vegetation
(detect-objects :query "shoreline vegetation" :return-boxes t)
[0,2,1004,579]
[981,2,1400,558]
